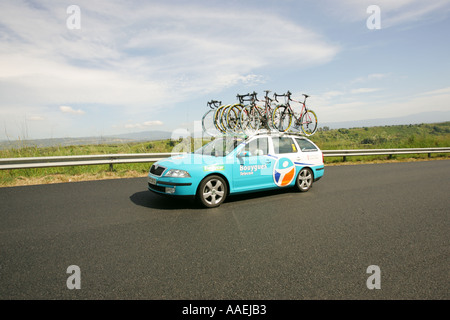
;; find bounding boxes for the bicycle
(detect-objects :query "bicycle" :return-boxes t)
[214,103,234,133]
[222,95,246,134]
[219,92,254,135]
[202,100,222,136]
[234,92,259,135]
[272,91,318,136]
[240,90,276,133]
[212,97,246,134]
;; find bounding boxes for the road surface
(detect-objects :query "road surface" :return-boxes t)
[0,160,448,299]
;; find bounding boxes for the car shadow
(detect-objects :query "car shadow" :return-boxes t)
[225,188,293,204]
[130,187,298,210]
[130,190,199,210]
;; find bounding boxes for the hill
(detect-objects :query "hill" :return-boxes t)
[0,130,173,150]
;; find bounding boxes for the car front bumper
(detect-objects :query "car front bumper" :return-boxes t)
[147,174,197,196]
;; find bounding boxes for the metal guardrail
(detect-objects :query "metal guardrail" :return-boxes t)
[0,153,183,170]
[322,147,450,161]
[0,148,449,170]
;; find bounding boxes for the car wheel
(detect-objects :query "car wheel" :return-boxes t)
[295,168,313,192]
[197,175,227,208]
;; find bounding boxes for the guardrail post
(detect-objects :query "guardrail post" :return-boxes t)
[343,156,346,162]
[109,163,114,171]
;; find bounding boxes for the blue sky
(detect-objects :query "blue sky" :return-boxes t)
[1,0,449,140]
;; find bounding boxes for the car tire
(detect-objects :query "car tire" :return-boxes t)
[197,175,228,208]
[295,168,313,192]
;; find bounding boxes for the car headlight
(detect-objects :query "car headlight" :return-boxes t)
[164,169,191,178]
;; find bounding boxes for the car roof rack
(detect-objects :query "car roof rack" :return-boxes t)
[246,130,310,139]
[206,131,312,140]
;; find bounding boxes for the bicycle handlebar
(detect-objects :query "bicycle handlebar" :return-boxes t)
[207,100,222,109]
[273,91,309,103]
[237,92,258,103]
[273,91,291,103]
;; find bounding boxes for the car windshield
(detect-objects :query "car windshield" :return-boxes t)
[194,137,244,157]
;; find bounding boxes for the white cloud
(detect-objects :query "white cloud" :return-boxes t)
[143,121,163,126]
[0,1,339,109]
[368,73,389,80]
[322,0,450,28]
[59,106,85,115]
[309,79,383,112]
[350,88,381,94]
[420,86,450,96]
[382,0,450,28]
[322,91,346,98]
[351,73,390,84]
[125,120,164,129]
[28,116,45,121]
[311,86,450,123]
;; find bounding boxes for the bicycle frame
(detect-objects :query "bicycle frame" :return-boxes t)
[272,91,318,135]
[254,90,275,127]
[279,93,313,122]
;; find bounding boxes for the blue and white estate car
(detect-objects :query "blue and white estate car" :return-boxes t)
[148,133,324,208]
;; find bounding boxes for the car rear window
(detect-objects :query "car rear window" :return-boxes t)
[295,138,318,152]
[272,137,297,154]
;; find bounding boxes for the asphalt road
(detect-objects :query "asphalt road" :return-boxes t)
[0,160,448,300]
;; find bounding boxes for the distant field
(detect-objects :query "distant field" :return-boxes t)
[1,122,449,187]
[313,121,450,163]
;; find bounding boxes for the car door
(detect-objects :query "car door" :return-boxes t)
[233,136,274,191]
[270,136,299,187]
[293,137,321,164]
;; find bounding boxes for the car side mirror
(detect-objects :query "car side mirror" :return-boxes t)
[238,151,251,158]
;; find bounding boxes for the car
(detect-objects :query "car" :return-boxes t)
[147,133,324,208]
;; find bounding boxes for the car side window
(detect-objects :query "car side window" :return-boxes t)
[272,137,297,154]
[295,138,318,152]
[243,137,269,156]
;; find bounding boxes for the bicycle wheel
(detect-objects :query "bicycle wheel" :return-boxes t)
[248,106,262,134]
[239,106,258,136]
[219,105,233,133]
[300,109,318,136]
[213,105,228,133]
[226,104,242,133]
[239,105,250,133]
[202,109,219,136]
[272,105,293,132]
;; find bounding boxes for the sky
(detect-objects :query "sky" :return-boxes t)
[1,0,450,140]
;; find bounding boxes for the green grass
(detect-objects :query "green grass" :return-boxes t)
[313,122,450,149]
[0,138,209,186]
[311,122,450,163]
[1,122,449,186]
